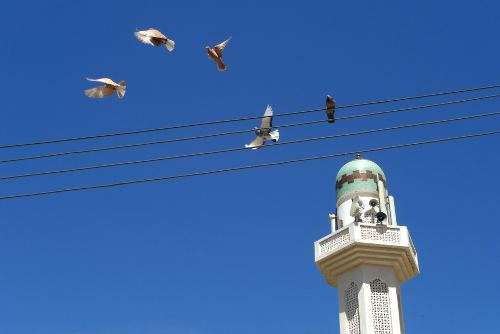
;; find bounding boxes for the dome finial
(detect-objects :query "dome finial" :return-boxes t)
[355,153,362,160]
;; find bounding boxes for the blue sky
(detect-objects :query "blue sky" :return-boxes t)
[0,1,499,333]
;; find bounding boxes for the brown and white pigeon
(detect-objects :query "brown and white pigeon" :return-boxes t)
[326,95,336,123]
[206,37,231,71]
[245,105,280,149]
[134,28,175,51]
[84,78,126,99]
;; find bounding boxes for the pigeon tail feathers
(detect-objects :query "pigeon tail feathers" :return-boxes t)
[165,39,175,52]
[270,129,280,142]
[116,83,126,99]
[217,60,227,71]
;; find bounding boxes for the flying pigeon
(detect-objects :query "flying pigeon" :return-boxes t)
[245,105,280,149]
[349,195,364,223]
[326,95,336,123]
[206,37,231,71]
[134,28,175,51]
[84,78,126,99]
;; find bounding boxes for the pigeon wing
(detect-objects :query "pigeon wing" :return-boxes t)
[145,29,168,39]
[134,31,154,45]
[260,105,273,129]
[214,37,231,57]
[245,136,265,149]
[86,77,118,86]
[84,85,115,98]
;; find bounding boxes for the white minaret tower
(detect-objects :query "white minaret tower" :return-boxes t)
[314,155,419,334]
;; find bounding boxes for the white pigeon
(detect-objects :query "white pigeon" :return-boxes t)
[245,105,280,149]
[350,195,364,223]
[134,28,175,52]
[84,78,126,99]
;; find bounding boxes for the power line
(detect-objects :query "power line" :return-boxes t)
[2,111,498,181]
[1,84,499,150]
[2,93,499,164]
[0,130,497,201]
[335,94,500,121]
[0,119,323,163]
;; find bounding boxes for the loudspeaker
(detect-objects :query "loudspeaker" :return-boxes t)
[376,211,387,222]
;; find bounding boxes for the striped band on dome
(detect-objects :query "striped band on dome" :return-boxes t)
[336,170,387,190]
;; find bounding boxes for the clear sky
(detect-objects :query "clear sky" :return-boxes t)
[0,1,499,333]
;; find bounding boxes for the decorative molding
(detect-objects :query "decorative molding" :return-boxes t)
[336,170,387,190]
[408,234,417,258]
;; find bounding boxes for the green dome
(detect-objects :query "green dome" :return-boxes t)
[335,156,386,204]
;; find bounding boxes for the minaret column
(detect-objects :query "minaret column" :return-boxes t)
[338,265,404,334]
[314,156,419,334]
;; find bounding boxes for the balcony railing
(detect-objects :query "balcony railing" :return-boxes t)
[315,223,417,263]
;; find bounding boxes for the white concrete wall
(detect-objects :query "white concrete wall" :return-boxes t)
[336,194,397,230]
[337,195,378,229]
[337,264,404,334]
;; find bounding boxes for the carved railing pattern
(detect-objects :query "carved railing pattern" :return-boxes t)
[319,228,350,255]
[360,225,401,244]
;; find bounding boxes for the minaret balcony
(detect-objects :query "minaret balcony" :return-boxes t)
[314,223,419,287]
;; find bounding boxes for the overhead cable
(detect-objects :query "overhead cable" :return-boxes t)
[0,130,497,200]
[1,84,499,150]
[2,93,499,164]
[1,111,498,180]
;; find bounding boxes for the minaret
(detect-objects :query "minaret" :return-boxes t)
[314,155,419,334]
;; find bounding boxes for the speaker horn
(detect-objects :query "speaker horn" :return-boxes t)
[376,211,387,222]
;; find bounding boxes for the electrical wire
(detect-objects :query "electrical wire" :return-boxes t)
[2,93,499,164]
[1,84,499,150]
[1,111,498,180]
[0,130,497,200]
[0,119,324,163]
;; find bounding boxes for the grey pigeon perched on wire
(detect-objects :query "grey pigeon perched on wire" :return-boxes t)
[326,95,336,123]
[245,105,280,149]
[84,78,126,99]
